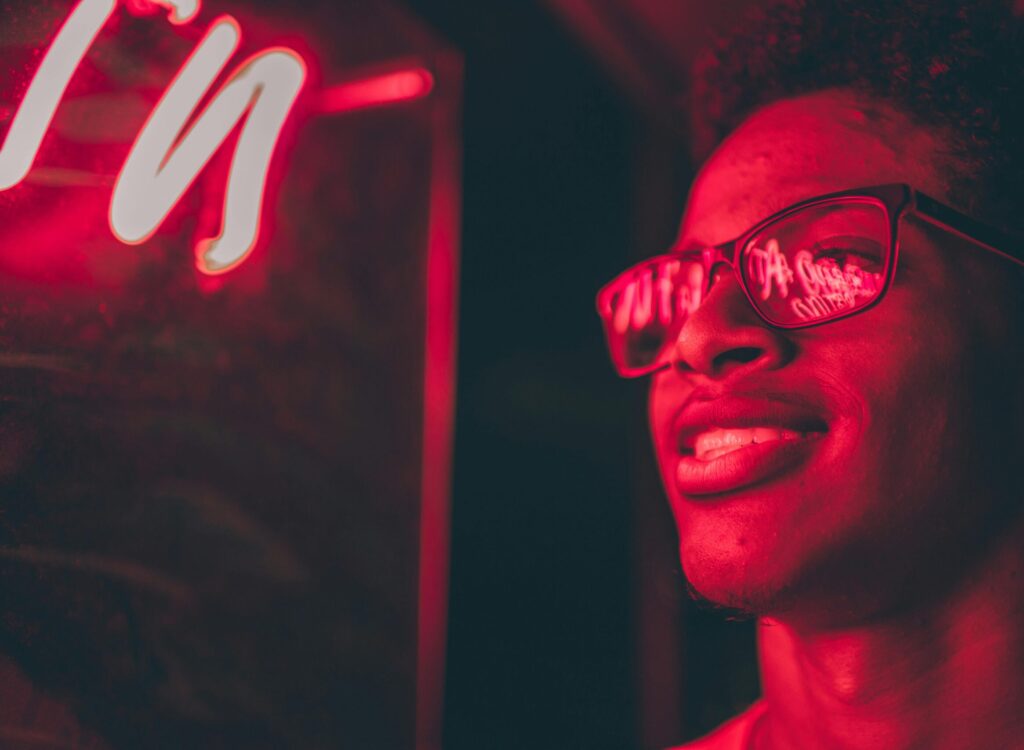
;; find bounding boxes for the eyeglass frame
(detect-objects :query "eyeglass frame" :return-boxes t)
[596,183,1024,377]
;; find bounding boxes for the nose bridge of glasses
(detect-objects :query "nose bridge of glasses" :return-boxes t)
[666,245,750,354]
[598,240,757,376]
[701,239,740,293]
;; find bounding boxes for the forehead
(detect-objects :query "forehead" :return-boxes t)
[680,90,955,247]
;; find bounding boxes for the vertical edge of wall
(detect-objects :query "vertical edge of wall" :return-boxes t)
[416,47,464,750]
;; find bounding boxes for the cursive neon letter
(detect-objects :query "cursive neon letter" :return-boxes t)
[109,17,306,274]
[0,0,116,190]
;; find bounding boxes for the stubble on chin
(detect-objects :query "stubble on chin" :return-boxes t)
[683,576,765,622]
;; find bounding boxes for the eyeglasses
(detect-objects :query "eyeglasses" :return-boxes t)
[596,183,1023,377]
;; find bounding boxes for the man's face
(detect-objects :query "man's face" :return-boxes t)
[649,89,1022,624]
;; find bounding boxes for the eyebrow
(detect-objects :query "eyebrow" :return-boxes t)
[671,195,802,254]
[673,197,891,255]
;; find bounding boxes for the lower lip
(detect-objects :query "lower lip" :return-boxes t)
[675,434,825,497]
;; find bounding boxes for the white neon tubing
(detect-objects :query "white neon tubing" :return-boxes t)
[150,0,201,25]
[109,16,306,274]
[0,0,116,190]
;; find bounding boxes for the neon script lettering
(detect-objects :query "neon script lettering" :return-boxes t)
[0,0,306,275]
[790,250,882,321]
[612,259,705,335]
[745,238,884,322]
[745,239,795,301]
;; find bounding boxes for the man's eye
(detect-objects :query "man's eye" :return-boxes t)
[813,246,884,270]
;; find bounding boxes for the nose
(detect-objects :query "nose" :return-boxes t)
[669,267,794,379]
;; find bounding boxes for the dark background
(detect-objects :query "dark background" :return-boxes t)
[400,2,761,748]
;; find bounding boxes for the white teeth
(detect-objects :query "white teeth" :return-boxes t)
[693,427,804,461]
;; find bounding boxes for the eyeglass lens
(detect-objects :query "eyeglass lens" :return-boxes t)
[599,198,892,375]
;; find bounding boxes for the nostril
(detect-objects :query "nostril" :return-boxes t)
[711,346,763,372]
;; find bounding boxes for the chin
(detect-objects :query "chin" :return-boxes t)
[663,437,883,618]
[677,526,794,615]
[671,487,856,618]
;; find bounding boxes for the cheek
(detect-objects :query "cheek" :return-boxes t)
[812,325,952,480]
[647,375,687,461]
[797,312,977,554]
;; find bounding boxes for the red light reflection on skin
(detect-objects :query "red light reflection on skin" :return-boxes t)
[316,69,435,114]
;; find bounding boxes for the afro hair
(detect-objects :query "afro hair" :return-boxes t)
[689,0,1024,229]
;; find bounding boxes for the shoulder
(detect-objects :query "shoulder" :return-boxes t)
[665,700,767,750]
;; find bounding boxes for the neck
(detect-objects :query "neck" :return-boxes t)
[756,525,1024,750]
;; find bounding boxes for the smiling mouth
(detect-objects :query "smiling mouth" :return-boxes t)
[688,427,814,462]
[673,415,830,497]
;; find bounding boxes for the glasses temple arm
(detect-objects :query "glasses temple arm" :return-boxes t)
[912,191,1024,268]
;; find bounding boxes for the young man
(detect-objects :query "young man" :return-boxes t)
[597,2,1024,748]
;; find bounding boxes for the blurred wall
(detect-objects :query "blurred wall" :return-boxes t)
[403,2,762,748]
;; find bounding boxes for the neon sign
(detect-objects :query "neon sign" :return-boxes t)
[0,0,306,275]
[110,17,306,274]
[0,0,438,278]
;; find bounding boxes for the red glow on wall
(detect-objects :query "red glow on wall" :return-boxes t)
[415,63,460,750]
[317,69,435,114]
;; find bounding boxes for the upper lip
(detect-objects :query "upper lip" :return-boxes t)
[672,394,829,455]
